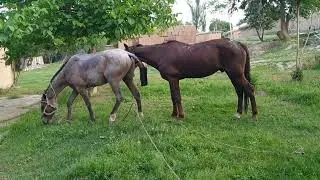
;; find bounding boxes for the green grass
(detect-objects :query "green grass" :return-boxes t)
[1,47,320,179]
[0,63,62,97]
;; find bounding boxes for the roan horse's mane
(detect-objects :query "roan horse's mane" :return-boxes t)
[49,60,69,83]
[44,57,71,93]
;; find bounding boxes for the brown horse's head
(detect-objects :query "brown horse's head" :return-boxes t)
[124,43,148,86]
[40,93,57,124]
[124,43,143,53]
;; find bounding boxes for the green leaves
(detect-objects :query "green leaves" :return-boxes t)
[0,0,177,66]
[127,17,135,25]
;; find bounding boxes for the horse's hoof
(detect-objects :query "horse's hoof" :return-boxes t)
[176,114,184,120]
[138,112,144,118]
[109,113,117,123]
[252,115,258,121]
[234,113,242,119]
[171,113,178,117]
[88,120,95,125]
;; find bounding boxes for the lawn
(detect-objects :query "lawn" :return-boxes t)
[1,43,320,179]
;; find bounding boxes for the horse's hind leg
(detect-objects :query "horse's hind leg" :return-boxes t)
[227,73,244,119]
[109,80,123,123]
[77,88,96,123]
[245,83,258,120]
[67,89,79,122]
[123,77,143,117]
[227,72,258,120]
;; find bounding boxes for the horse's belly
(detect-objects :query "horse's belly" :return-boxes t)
[83,72,106,87]
[180,64,219,78]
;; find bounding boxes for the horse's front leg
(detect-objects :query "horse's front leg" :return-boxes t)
[168,78,184,119]
[168,81,178,117]
[78,88,96,123]
[67,89,79,123]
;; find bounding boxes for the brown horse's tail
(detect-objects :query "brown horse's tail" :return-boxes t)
[128,53,148,86]
[239,42,251,113]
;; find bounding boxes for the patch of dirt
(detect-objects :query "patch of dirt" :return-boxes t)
[249,41,283,57]
[276,61,296,70]
[0,95,41,126]
[272,76,282,81]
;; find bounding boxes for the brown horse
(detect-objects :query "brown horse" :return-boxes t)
[124,39,258,120]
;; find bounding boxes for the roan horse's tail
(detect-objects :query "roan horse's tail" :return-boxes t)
[127,53,148,86]
[238,42,251,113]
[127,53,144,69]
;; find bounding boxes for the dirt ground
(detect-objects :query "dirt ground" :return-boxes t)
[0,95,40,126]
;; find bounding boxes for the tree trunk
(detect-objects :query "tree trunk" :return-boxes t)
[256,28,264,41]
[277,0,291,41]
[296,0,300,69]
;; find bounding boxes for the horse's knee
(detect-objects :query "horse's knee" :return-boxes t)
[247,83,255,95]
[116,96,123,103]
[67,100,73,108]
[134,91,141,100]
[243,82,254,96]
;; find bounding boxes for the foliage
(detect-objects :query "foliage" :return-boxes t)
[242,0,278,41]
[236,19,246,26]
[209,18,229,32]
[0,0,177,65]
[236,0,320,40]
[186,0,208,31]
[291,67,303,80]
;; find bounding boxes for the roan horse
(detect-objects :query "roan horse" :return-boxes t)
[41,49,146,124]
[124,39,258,120]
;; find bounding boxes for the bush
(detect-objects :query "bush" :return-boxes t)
[291,68,303,81]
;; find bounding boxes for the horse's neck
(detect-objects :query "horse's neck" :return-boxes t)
[136,47,161,68]
[46,77,66,100]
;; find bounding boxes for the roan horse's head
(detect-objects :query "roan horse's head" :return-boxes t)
[41,93,57,124]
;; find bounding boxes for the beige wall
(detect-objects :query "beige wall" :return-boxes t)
[0,48,14,89]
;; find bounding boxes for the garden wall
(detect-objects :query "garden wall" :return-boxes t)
[119,25,221,48]
[0,49,14,89]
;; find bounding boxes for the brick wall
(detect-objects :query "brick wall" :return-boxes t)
[119,25,221,48]
[196,32,222,43]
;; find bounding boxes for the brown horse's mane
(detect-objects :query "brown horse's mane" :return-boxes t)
[163,40,188,45]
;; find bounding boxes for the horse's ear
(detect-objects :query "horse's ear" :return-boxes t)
[124,43,129,50]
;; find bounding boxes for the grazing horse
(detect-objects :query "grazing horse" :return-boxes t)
[124,39,258,120]
[41,49,146,124]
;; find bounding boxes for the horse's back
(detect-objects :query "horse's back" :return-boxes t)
[63,49,133,87]
[156,39,246,78]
